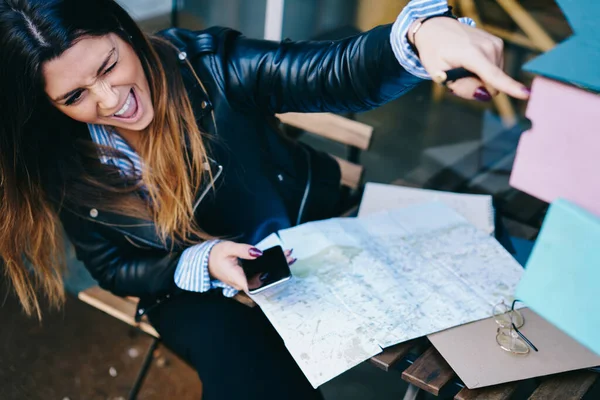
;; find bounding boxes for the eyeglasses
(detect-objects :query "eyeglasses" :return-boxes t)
[493,299,538,355]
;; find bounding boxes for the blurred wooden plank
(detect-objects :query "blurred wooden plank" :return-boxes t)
[459,0,554,51]
[528,371,599,400]
[483,25,540,51]
[125,296,140,305]
[276,112,373,150]
[432,83,447,103]
[369,340,417,372]
[78,286,160,338]
[492,93,518,127]
[455,382,519,400]
[356,0,408,30]
[496,0,556,51]
[334,156,364,189]
[402,346,456,395]
[459,0,483,25]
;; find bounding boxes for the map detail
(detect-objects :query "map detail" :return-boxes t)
[252,202,524,388]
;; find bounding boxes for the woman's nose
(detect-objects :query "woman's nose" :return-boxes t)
[94,80,120,112]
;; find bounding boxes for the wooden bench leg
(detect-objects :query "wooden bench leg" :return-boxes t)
[128,337,160,400]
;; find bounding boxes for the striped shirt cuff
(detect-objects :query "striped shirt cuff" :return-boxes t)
[211,281,239,298]
[390,0,476,80]
[174,239,235,294]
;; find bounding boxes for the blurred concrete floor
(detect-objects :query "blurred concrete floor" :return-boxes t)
[0,276,202,400]
[0,10,551,400]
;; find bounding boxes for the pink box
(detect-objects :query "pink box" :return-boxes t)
[510,76,600,216]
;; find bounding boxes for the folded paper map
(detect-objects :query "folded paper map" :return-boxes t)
[253,202,524,387]
[358,182,495,234]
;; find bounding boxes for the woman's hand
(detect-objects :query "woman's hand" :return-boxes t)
[410,17,530,101]
[208,241,295,292]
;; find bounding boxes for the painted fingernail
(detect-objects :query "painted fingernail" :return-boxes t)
[249,248,263,257]
[522,87,531,95]
[289,258,297,265]
[474,87,492,102]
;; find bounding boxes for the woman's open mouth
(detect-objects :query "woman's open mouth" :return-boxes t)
[111,88,142,123]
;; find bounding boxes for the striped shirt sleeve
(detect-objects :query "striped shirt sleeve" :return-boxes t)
[174,239,236,295]
[390,0,476,80]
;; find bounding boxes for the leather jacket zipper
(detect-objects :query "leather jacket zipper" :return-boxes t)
[296,146,312,226]
[193,161,223,213]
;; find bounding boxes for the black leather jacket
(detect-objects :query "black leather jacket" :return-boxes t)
[60,24,422,305]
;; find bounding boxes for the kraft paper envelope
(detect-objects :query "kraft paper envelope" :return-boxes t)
[509,76,600,215]
[428,308,600,389]
[516,199,600,356]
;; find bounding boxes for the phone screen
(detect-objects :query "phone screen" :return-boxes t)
[240,245,292,294]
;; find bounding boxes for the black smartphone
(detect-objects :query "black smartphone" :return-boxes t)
[240,245,292,294]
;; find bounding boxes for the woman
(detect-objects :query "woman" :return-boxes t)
[0,0,529,398]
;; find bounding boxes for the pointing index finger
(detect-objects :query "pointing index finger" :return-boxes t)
[463,54,530,100]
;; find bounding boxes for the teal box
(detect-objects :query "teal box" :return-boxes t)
[516,198,600,356]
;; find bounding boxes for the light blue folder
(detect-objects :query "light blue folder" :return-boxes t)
[515,198,600,356]
[524,0,600,92]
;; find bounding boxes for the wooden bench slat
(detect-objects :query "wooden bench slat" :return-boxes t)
[276,112,373,150]
[369,340,417,372]
[528,371,599,400]
[401,346,456,396]
[125,296,140,305]
[455,382,519,400]
[78,286,160,339]
[333,156,363,189]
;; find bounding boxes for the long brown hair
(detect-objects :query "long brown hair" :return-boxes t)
[0,0,210,319]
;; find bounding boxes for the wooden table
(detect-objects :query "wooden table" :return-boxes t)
[369,339,599,400]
